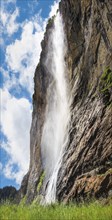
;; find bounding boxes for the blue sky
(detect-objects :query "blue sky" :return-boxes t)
[0,0,59,189]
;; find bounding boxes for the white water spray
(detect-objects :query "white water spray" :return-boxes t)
[41,12,70,204]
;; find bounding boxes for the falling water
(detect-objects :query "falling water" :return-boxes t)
[41,12,70,204]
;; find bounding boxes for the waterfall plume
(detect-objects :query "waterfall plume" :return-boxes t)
[41,12,71,204]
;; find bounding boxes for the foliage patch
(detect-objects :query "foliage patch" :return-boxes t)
[99,66,112,105]
[37,172,45,193]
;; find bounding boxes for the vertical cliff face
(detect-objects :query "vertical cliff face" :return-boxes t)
[20,0,112,204]
[19,21,54,203]
[57,0,112,202]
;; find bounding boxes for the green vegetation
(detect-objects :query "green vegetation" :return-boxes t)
[20,195,26,206]
[99,66,112,93]
[47,15,55,26]
[0,202,112,220]
[99,66,112,105]
[37,172,45,193]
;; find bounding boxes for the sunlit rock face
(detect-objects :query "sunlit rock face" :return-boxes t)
[21,0,112,204]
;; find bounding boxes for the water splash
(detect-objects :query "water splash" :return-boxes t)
[41,12,70,204]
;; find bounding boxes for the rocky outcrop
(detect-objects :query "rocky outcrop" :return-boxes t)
[21,0,112,203]
[62,169,112,203]
[0,186,17,202]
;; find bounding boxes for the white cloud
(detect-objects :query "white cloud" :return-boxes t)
[3,162,25,185]
[0,89,32,184]
[7,8,19,36]
[0,0,60,186]
[0,9,8,26]
[3,1,60,94]
[0,10,46,186]
[0,7,19,36]
[6,15,45,94]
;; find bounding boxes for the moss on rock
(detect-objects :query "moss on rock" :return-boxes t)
[37,172,45,193]
[99,67,112,105]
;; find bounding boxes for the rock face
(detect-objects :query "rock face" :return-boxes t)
[56,0,112,202]
[20,21,54,203]
[21,0,112,203]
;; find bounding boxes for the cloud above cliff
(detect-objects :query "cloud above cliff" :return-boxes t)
[1,89,31,185]
[5,15,44,94]
[0,0,60,187]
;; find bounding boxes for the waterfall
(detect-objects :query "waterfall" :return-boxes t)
[41,12,70,204]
